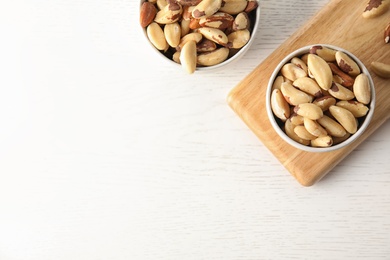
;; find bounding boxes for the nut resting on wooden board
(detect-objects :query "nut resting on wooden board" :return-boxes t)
[362,0,390,18]
[269,45,374,150]
[140,0,259,74]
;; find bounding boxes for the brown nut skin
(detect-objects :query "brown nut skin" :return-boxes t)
[197,47,229,66]
[281,63,307,82]
[192,0,222,18]
[313,95,337,111]
[154,2,183,24]
[385,23,390,44]
[310,45,336,62]
[335,51,361,77]
[362,0,390,18]
[140,2,157,28]
[328,82,355,101]
[232,12,250,31]
[293,77,322,98]
[199,12,234,30]
[196,38,217,53]
[328,62,355,88]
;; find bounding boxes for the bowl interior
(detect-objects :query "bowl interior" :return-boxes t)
[266,44,376,153]
[139,0,261,72]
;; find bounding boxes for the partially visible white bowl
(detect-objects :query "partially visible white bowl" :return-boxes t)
[139,0,261,73]
[265,44,376,153]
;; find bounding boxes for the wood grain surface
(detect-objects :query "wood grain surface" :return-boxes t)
[1,0,390,260]
[228,0,390,186]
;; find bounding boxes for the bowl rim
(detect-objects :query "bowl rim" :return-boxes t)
[265,44,376,153]
[139,0,261,72]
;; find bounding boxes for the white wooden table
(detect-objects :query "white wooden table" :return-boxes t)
[1,0,389,259]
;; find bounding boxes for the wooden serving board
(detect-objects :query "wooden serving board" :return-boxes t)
[227,0,390,186]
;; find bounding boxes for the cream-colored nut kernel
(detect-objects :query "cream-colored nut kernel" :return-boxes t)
[312,95,336,111]
[294,125,317,140]
[309,45,336,62]
[281,82,313,106]
[291,57,308,74]
[307,54,333,90]
[303,117,328,137]
[290,113,304,126]
[271,89,290,121]
[328,62,355,87]
[219,0,248,15]
[272,76,285,90]
[293,77,322,98]
[172,51,181,63]
[177,32,202,51]
[328,82,355,101]
[353,73,371,104]
[362,0,390,18]
[197,27,228,45]
[336,101,369,118]
[335,51,361,77]
[180,19,191,36]
[371,61,390,78]
[329,105,357,134]
[294,103,323,120]
[281,63,307,82]
[154,2,183,24]
[156,0,168,10]
[311,135,333,147]
[175,0,202,6]
[199,12,234,30]
[180,40,197,74]
[300,53,309,64]
[196,38,217,52]
[227,29,250,49]
[192,0,222,18]
[317,115,347,138]
[285,119,311,146]
[197,47,229,66]
[164,22,181,47]
[147,22,169,51]
[233,12,250,31]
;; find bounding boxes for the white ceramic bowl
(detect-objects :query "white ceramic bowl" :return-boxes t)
[139,0,261,73]
[265,44,376,153]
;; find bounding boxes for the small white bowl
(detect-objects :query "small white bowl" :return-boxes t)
[139,0,261,73]
[265,44,376,153]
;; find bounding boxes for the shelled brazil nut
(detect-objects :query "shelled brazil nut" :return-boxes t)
[140,0,259,74]
[268,45,375,151]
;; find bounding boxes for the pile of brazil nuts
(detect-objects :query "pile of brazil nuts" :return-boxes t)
[139,0,259,74]
[270,45,372,148]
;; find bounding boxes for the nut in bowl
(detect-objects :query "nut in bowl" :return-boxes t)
[139,0,260,74]
[266,44,376,153]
